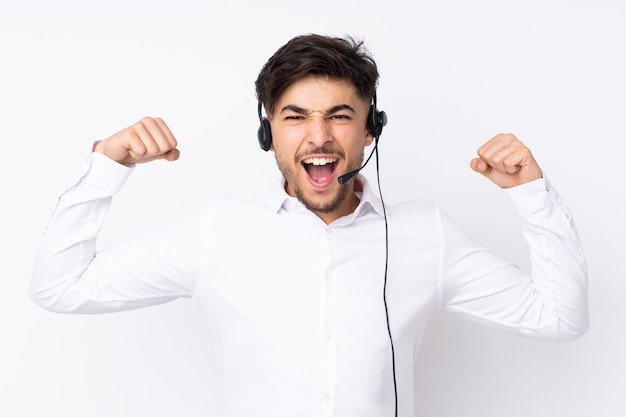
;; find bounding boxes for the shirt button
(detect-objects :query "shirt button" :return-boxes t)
[325,272,333,282]
[325,227,333,235]
[326,331,333,339]
[322,393,331,402]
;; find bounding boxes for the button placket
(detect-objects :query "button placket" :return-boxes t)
[319,226,336,414]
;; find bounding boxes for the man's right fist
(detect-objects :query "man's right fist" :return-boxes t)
[94,117,180,164]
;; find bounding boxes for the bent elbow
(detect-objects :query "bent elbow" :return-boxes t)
[28,283,71,314]
[28,275,87,314]
[563,318,590,342]
[549,315,590,342]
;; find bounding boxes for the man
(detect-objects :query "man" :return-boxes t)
[30,34,589,416]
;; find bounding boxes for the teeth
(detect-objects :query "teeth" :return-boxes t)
[303,157,337,165]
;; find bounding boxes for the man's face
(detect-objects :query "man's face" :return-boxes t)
[269,76,373,223]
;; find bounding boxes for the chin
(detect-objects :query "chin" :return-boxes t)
[296,186,348,215]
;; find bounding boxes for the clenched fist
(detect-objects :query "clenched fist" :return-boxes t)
[470,133,543,188]
[94,117,180,165]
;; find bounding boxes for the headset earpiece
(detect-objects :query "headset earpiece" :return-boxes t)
[257,102,272,152]
[367,93,388,139]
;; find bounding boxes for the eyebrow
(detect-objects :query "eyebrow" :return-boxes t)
[279,104,357,115]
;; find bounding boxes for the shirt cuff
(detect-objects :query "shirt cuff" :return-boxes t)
[80,151,135,195]
[503,176,559,218]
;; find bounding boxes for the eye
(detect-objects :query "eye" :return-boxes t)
[328,114,352,124]
[284,115,305,121]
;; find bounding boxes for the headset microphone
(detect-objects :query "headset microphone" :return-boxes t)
[337,144,378,185]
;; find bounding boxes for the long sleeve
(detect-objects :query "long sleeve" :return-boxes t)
[29,152,204,314]
[439,177,589,341]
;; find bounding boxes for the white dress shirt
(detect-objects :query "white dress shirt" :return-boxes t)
[30,152,589,417]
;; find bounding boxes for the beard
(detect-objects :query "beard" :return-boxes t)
[293,178,351,214]
[275,147,364,214]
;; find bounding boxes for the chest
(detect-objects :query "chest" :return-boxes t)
[196,211,442,347]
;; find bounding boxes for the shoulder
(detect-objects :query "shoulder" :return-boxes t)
[200,192,278,226]
[385,198,446,238]
[387,197,441,219]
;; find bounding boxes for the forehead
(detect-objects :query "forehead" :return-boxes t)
[276,76,366,111]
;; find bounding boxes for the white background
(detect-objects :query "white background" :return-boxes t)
[1,0,624,416]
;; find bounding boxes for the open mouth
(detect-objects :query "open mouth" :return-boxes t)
[302,157,339,187]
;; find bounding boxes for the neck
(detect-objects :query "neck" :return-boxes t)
[284,179,362,225]
[314,192,360,225]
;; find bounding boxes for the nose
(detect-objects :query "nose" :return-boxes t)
[306,116,332,147]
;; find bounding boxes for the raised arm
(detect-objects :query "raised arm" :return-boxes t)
[30,118,201,314]
[439,133,588,341]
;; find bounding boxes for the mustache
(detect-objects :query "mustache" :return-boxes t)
[295,146,345,161]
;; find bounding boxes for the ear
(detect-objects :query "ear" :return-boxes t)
[365,126,374,146]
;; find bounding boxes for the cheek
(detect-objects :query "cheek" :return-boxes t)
[273,142,298,169]
[335,128,370,151]
[272,126,304,150]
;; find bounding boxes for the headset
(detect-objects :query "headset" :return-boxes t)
[255,94,397,417]
[257,94,387,151]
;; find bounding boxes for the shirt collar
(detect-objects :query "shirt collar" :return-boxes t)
[261,173,385,223]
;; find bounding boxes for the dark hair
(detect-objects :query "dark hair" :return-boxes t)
[255,34,379,116]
